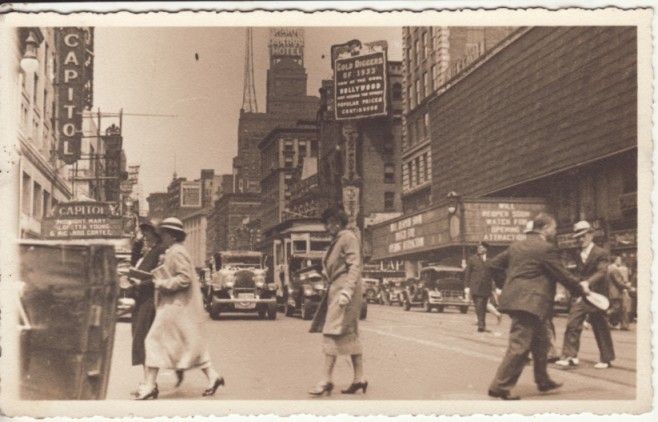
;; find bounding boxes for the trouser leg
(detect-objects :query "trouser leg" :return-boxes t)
[620,292,631,329]
[474,296,488,330]
[489,313,534,393]
[545,318,559,360]
[561,300,588,358]
[531,317,551,386]
[608,299,622,326]
[589,311,616,363]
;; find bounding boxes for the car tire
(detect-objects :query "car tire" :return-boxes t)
[210,308,221,320]
[258,307,267,320]
[460,306,469,314]
[436,305,445,313]
[301,299,313,320]
[403,300,411,311]
[284,302,294,317]
[423,300,432,313]
[267,303,277,320]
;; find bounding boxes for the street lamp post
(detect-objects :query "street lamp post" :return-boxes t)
[447,191,467,268]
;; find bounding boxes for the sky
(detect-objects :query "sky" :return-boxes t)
[94,27,402,197]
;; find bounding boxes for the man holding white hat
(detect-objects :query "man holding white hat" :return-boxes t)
[556,220,615,369]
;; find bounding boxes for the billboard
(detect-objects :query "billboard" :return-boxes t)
[42,202,124,239]
[56,27,87,164]
[334,50,388,120]
[269,27,304,58]
[180,181,202,208]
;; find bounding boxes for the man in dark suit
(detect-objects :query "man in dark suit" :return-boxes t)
[465,241,495,332]
[556,221,615,369]
[487,213,587,400]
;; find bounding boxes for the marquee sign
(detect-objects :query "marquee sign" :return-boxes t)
[334,50,388,120]
[42,202,124,239]
[56,27,88,165]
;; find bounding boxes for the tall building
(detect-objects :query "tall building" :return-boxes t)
[258,124,318,232]
[400,27,515,212]
[9,27,94,238]
[146,192,168,220]
[369,26,637,278]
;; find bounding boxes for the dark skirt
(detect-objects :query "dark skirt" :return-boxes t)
[131,297,156,366]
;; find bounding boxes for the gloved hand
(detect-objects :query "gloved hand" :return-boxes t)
[495,288,502,296]
[338,294,350,308]
[579,281,591,295]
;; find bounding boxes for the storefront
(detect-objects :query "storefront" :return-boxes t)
[368,197,546,277]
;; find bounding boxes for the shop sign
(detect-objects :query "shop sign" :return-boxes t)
[269,27,304,58]
[342,186,360,223]
[42,201,124,239]
[465,201,546,243]
[180,181,202,208]
[56,27,86,164]
[609,229,636,249]
[342,123,359,181]
[334,50,388,120]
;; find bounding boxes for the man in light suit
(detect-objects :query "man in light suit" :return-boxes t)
[556,220,615,369]
[487,213,587,400]
[465,241,495,332]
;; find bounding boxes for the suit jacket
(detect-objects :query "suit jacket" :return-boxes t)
[310,229,363,336]
[465,254,493,297]
[486,233,584,320]
[575,244,609,298]
[607,265,628,300]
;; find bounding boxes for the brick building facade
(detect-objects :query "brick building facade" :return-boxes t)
[146,192,168,220]
[207,192,262,253]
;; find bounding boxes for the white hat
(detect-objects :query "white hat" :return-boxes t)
[159,217,185,234]
[572,220,593,238]
[523,220,534,234]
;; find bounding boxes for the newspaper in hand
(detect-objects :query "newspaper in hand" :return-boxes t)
[152,265,172,280]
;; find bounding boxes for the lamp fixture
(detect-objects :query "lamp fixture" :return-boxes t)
[446,191,460,215]
[20,31,40,74]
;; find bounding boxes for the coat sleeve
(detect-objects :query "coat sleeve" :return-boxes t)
[154,249,193,292]
[608,266,626,291]
[542,246,584,297]
[585,250,609,290]
[486,249,509,289]
[339,232,362,302]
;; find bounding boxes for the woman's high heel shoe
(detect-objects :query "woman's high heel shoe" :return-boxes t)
[308,382,334,397]
[135,384,159,400]
[202,377,225,397]
[175,370,185,388]
[341,381,368,394]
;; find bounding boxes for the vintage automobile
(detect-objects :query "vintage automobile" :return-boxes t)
[553,284,572,314]
[381,279,406,306]
[400,278,428,311]
[363,278,381,304]
[285,265,327,320]
[417,265,470,313]
[205,251,277,320]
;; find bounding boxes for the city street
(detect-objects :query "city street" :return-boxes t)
[107,305,636,400]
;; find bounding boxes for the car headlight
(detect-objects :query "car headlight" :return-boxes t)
[224,280,234,288]
[313,282,325,291]
[304,286,314,296]
[255,280,265,288]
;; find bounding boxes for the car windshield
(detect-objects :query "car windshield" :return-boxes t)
[222,256,261,268]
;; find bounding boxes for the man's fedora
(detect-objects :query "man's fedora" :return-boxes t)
[159,217,186,234]
[572,220,594,238]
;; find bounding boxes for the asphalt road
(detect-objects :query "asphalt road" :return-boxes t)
[106,304,636,400]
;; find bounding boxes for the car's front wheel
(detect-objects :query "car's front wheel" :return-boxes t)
[403,300,411,311]
[460,306,469,314]
[301,298,313,320]
[423,300,432,312]
[436,305,445,313]
[267,303,277,320]
[210,308,221,320]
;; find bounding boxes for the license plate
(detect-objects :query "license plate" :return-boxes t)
[238,293,255,299]
[236,302,256,310]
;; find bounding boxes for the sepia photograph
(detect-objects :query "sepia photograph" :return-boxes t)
[0,3,653,418]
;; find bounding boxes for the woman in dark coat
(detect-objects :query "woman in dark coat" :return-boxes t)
[309,207,367,396]
[128,220,167,394]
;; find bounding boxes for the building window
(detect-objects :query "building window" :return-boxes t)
[424,151,431,182]
[402,162,410,191]
[408,121,416,147]
[423,113,430,140]
[33,182,43,220]
[408,86,415,109]
[43,190,51,218]
[414,39,419,65]
[33,74,39,105]
[21,172,31,215]
[392,83,402,101]
[424,71,431,96]
[43,89,48,118]
[415,156,421,185]
[414,80,421,106]
[422,31,429,60]
[432,64,439,90]
[410,159,417,187]
[384,192,395,210]
[416,117,423,141]
[384,163,395,184]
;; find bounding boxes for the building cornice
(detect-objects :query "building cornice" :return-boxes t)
[18,135,72,197]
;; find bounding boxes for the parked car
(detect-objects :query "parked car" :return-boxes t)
[382,279,406,306]
[205,251,277,320]
[418,265,470,313]
[285,265,327,320]
[400,278,426,311]
[363,278,381,304]
[553,284,572,314]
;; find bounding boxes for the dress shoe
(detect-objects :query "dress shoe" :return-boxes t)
[594,362,611,369]
[555,357,579,367]
[547,356,560,364]
[538,380,563,392]
[175,370,185,388]
[202,377,225,397]
[488,389,520,400]
[308,382,334,397]
[477,328,491,333]
[135,384,159,400]
[341,381,368,394]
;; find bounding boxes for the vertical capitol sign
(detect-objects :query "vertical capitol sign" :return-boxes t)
[56,27,89,164]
